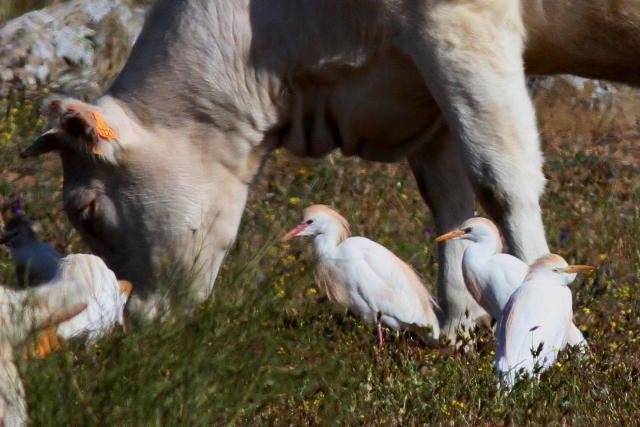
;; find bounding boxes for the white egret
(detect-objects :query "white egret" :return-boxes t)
[435,217,587,349]
[34,254,133,352]
[435,217,524,321]
[283,205,439,344]
[493,253,593,389]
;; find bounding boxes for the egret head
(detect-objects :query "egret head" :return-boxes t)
[526,253,594,285]
[435,217,501,245]
[282,205,350,243]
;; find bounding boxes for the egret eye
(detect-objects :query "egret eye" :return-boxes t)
[552,268,561,273]
[464,227,472,233]
[306,219,313,225]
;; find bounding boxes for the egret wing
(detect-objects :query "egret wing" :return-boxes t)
[335,237,437,331]
[501,280,571,373]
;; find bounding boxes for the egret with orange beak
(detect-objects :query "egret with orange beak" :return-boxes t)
[435,218,587,349]
[34,254,133,355]
[283,205,440,345]
[435,217,524,321]
[493,253,593,389]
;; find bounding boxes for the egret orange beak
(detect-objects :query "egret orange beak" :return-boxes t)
[282,223,308,241]
[118,280,133,298]
[555,265,595,274]
[434,229,466,243]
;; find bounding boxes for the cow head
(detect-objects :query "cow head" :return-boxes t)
[22,96,257,314]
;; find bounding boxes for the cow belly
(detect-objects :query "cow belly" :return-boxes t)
[280,52,443,162]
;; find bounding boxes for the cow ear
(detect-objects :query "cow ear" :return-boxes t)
[22,97,119,158]
[20,129,63,158]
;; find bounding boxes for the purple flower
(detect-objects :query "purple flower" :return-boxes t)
[422,227,432,237]
[11,198,22,214]
[558,228,569,243]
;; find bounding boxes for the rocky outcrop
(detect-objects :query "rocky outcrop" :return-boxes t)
[0,0,146,100]
[530,76,640,135]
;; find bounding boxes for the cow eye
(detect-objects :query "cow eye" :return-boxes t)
[77,199,98,238]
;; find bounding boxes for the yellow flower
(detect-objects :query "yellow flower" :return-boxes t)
[599,254,607,261]
[452,399,465,408]
[359,169,366,175]
[289,197,300,205]
[298,169,307,175]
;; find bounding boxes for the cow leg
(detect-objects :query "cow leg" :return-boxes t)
[402,1,550,264]
[408,121,486,340]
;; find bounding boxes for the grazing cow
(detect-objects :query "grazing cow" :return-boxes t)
[21,0,640,336]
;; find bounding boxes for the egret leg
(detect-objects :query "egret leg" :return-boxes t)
[376,312,385,346]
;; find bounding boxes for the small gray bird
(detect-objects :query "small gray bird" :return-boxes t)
[1,211,62,288]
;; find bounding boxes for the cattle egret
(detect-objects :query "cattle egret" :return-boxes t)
[493,253,593,389]
[435,218,525,321]
[39,254,133,347]
[283,205,440,344]
[435,217,587,349]
[0,211,62,288]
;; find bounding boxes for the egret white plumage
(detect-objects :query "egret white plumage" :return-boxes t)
[0,211,62,288]
[283,205,440,344]
[435,217,524,321]
[38,254,133,346]
[493,253,593,389]
[435,217,587,349]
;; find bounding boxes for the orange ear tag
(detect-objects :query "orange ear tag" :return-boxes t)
[93,112,117,139]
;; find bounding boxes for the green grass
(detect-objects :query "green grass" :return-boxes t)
[1,78,640,426]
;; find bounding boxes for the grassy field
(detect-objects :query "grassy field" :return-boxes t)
[1,85,639,426]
